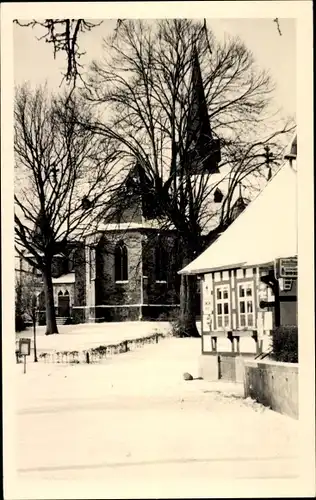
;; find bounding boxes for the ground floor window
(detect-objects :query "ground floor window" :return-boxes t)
[155,243,168,282]
[215,285,230,329]
[238,282,255,328]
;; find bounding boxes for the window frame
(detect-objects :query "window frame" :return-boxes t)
[214,284,231,330]
[237,281,255,329]
[89,247,96,281]
[114,241,128,283]
[155,241,168,283]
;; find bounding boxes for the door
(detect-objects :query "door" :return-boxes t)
[58,291,70,317]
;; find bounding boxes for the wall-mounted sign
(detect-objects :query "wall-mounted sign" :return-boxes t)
[279,278,293,292]
[263,311,273,331]
[258,286,268,301]
[257,311,264,338]
[275,257,297,279]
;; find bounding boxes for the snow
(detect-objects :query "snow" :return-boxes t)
[12,337,300,498]
[16,321,172,353]
[180,162,297,274]
[52,273,75,284]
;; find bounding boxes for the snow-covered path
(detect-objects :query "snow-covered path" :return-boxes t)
[13,338,300,498]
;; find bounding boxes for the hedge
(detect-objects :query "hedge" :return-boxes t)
[271,325,298,363]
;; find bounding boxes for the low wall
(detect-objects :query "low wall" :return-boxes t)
[35,332,166,365]
[244,359,298,419]
[198,353,254,383]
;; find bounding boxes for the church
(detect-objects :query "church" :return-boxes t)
[17,49,253,325]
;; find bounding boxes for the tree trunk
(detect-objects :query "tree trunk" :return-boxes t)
[33,318,38,362]
[178,252,200,338]
[43,265,58,335]
[15,281,24,332]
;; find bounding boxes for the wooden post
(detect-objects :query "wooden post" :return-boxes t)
[211,336,217,352]
[33,312,38,362]
[23,355,26,374]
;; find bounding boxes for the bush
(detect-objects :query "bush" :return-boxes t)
[271,325,298,363]
[15,313,25,332]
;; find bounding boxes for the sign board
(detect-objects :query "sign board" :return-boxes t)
[19,338,31,356]
[257,311,264,338]
[279,278,293,292]
[275,257,297,279]
[263,311,273,331]
[258,286,268,301]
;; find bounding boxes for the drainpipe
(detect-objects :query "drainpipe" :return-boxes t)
[139,238,143,321]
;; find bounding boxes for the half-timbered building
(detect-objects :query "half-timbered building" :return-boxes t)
[180,134,298,364]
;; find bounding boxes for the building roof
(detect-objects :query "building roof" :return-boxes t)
[284,133,297,160]
[52,273,76,284]
[179,159,297,275]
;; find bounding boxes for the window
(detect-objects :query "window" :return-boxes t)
[115,241,128,282]
[89,247,96,281]
[68,249,75,272]
[215,285,230,329]
[155,243,168,282]
[214,188,224,203]
[32,267,42,278]
[238,283,255,328]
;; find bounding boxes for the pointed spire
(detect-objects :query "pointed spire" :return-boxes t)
[238,181,243,199]
[185,45,221,175]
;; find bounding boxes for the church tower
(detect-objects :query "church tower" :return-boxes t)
[185,46,221,175]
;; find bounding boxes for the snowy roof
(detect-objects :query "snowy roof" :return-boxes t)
[52,273,76,284]
[179,160,297,275]
[199,165,268,234]
[284,133,297,160]
[85,219,175,238]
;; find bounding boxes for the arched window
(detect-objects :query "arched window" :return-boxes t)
[155,240,168,282]
[115,241,128,282]
[58,290,63,296]
[64,290,69,296]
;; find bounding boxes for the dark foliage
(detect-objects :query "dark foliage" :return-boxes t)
[272,325,298,363]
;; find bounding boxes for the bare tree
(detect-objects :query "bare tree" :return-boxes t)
[13,19,128,91]
[14,19,103,88]
[82,19,295,337]
[14,84,122,334]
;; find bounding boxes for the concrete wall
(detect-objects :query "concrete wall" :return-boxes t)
[198,353,254,383]
[244,359,298,419]
[198,354,219,381]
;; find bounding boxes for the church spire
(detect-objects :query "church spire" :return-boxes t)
[185,45,221,175]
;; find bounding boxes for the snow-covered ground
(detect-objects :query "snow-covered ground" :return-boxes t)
[16,320,260,355]
[16,321,172,352]
[11,337,301,499]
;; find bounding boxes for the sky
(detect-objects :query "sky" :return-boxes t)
[13,18,296,118]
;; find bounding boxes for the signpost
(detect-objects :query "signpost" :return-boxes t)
[19,338,31,374]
